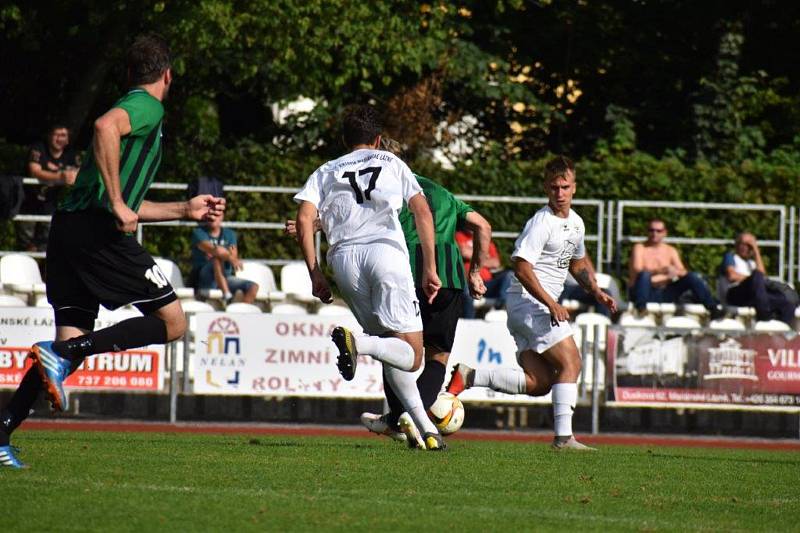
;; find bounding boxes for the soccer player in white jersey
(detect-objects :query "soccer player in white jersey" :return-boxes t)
[446,156,617,450]
[294,105,445,450]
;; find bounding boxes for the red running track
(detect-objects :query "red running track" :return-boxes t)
[20,419,800,452]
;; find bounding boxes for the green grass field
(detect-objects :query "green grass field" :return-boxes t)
[2,430,798,532]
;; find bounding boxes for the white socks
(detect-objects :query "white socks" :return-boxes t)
[383,364,438,435]
[552,382,577,437]
[474,368,527,394]
[357,335,414,371]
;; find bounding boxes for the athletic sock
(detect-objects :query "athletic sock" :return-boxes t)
[357,335,415,371]
[417,359,446,410]
[52,316,168,360]
[552,382,578,437]
[0,367,43,444]
[474,368,527,394]
[382,369,403,430]
[383,364,438,435]
[0,410,12,446]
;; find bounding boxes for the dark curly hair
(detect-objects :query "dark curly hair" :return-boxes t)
[342,105,382,148]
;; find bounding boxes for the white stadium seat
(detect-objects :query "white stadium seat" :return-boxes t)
[154,257,196,300]
[619,312,657,327]
[708,318,746,331]
[753,319,792,333]
[574,312,611,351]
[0,294,27,307]
[280,261,316,303]
[483,309,507,322]
[682,303,709,317]
[225,302,262,314]
[270,303,309,315]
[663,315,702,329]
[316,304,354,317]
[0,254,46,303]
[180,299,216,335]
[236,260,286,302]
[181,300,215,313]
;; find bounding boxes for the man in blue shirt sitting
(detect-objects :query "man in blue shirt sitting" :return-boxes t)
[190,213,258,304]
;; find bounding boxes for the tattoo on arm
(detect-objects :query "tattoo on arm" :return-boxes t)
[575,268,595,293]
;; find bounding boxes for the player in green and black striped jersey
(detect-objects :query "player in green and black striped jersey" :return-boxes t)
[59,88,164,214]
[0,34,225,468]
[364,174,492,437]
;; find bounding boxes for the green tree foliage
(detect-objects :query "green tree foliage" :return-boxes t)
[1,0,799,290]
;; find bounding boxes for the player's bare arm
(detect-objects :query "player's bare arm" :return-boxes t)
[94,107,137,232]
[463,211,491,299]
[283,217,321,240]
[569,256,617,314]
[513,257,569,322]
[297,200,332,304]
[408,192,441,303]
[138,195,225,222]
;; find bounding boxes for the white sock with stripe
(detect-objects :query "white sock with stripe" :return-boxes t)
[552,382,578,437]
[357,335,414,371]
[474,368,527,394]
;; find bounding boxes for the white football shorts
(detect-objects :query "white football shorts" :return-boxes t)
[505,292,576,360]
[327,243,423,336]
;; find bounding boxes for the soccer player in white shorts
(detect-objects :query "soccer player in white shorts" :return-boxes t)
[446,156,617,450]
[294,105,445,450]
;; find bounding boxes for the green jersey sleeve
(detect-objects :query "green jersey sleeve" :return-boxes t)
[453,194,474,224]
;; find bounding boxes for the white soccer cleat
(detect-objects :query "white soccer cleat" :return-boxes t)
[398,412,425,450]
[360,412,407,442]
[551,436,597,451]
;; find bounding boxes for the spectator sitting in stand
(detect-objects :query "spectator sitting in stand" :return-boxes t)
[456,229,511,318]
[721,232,798,325]
[190,212,258,304]
[17,124,80,251]
[628,217,724,319]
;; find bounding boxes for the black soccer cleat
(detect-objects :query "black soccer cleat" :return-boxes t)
[331,326,358,381]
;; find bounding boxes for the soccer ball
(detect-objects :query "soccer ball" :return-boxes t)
[428,392,465,435]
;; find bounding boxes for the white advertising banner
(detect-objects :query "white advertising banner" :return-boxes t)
[193,313,550,403]
[0,307,165,391]
[193,313,387,397]
[448,319,551,404]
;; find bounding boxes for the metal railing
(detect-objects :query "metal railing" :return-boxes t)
[4,177,800,287]
[613,200,789,281]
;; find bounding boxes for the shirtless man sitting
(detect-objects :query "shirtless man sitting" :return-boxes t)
[628,218,722,318]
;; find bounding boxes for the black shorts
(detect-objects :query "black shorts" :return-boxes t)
[416,287,464,353]
[46,210,177,330]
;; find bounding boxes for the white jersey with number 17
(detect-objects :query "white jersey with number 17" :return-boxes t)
[294,148,422,255]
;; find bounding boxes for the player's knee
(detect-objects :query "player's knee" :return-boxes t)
[560,359,582,381]
[409,354,423,372]
[165,312,187,341]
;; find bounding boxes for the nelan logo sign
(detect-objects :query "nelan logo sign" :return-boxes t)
[207,316,241,355]
[202,316,244,389]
